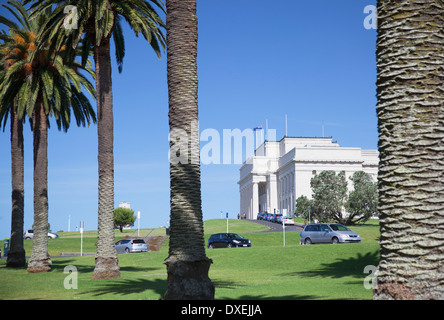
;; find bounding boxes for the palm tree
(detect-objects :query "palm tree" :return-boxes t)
[374,0,444,299]
[0,56,25,268]
[0,1,96,273]
[28,0,166,279]
[163,0,214,300]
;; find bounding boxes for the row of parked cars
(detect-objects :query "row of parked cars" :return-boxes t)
[256,212,295,225]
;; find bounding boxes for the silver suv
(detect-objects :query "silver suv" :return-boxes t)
[300,223,361,245]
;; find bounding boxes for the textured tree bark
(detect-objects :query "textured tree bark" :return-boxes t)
[92,38,120,280]
[27,102,51,273]
[163,0,214,300]
[374,0,444,299]
[7,110,26,268]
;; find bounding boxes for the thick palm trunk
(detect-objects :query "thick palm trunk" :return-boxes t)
[7,109,26,268]
[163,0,214,300]
[91,37,120,280]
[27,102,51,273]
[374,0,444,299]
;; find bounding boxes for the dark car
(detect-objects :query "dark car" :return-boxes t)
[207,233,251,249]
[257,212,266,220]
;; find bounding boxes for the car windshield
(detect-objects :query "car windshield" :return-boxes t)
[329,224,350,231]
[227,234,244,239]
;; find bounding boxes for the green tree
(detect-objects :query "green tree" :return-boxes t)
[310,171,348,224]
[0,1,96,273]
[345,171,377,225]
[163,0,214,299]
[295,195,312,220]
[28,0,166,280]
[114,207,135,232]
[374,0,444,299]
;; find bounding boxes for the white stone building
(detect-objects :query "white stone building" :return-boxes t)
[238,136,379,219]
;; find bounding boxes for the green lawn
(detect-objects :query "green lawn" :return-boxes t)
[0,219,380,300]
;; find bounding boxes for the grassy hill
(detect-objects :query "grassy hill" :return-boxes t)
[0,219,380,300]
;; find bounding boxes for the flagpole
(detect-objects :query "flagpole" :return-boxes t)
[285,114,288,137]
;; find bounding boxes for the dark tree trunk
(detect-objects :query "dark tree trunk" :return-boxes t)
[91,37,120,280]
[163,0,214,300]
[27,102,51,273]
[7,109,26,268]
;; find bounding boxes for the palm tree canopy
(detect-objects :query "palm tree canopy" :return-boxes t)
[0,0,97,132]
[26,0,166,72]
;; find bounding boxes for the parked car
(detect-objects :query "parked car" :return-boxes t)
[257,212,266,220]
[207,233,251,249]
[24,229,59,239]
[283,217,294,225]
[300,223,361,245]
[115,238,147,253]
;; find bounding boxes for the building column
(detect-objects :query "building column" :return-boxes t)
[267,174,277,213]
[251,182,259,219]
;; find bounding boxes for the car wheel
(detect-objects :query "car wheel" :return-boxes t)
[208,244,214,249]
[125,248,130,253]
[227,243,233,248]
[332,237,339,244]
[304,238,312,245]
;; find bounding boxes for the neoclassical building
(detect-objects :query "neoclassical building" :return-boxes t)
[238,136,379,219]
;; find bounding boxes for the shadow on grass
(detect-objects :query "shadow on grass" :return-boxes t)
[281,250,379,280]
[212,280,321,300]
[78,278,167,298]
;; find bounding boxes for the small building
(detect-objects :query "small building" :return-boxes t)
[238,136,379,219]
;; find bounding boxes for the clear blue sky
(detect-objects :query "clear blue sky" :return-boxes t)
[0,0,377,239]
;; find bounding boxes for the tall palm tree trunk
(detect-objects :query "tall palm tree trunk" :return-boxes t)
[163,0,214,300]
[7,109,26,268]
[374,0,444,299]
[91,37,120,280]
[27,102,51,273]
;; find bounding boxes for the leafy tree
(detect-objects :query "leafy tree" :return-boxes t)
[28,0,166,280]
[114,207,135,232]
[163,0,214,299]
[295,195,312,220]
[345,171,377,225]
[374,0,444,299]
[310,171,348,224]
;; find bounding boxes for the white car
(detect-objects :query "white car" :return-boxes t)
[24,229,59,239]
[283,218,294,225]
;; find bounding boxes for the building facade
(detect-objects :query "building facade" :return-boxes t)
[238,137,379,219]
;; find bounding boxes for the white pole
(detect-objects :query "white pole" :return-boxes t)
[80,221,84,256]
[68,215,71,232]
[137,211,141,237]
[283,219,285,247]
[283,209,287,247]
[226,212,229,233]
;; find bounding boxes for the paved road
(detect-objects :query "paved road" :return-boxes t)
[247,219,304,233]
